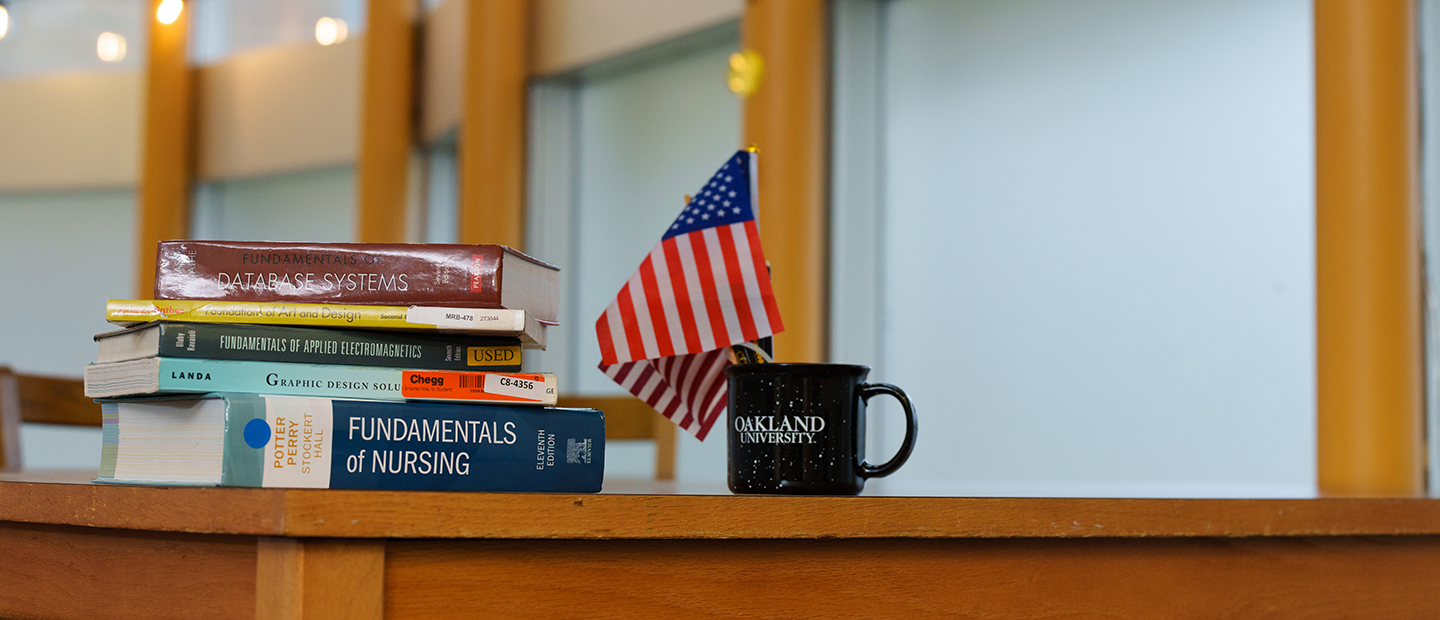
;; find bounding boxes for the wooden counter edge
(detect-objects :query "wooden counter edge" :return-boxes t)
[278,492,1440,539]
[7,479,1440,540]
[0,480,288,536]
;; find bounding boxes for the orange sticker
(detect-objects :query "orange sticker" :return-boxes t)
[401,370,554,405]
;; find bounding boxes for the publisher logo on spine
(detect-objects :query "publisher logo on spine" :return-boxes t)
[733,415,825,444]
[469,254,485,292]
[566,438,592,464]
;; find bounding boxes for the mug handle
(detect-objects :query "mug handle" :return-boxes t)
[857,383,918,479]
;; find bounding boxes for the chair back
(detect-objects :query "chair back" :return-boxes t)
[557,395,676,480]
[0,367,100,472]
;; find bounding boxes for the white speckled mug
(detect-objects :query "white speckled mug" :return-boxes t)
[724,364,917,495]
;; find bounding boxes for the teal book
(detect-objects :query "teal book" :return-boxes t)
[83,357,557,405]
[97,394,604,493]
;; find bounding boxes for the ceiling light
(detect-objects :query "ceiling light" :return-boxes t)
[315,17,347,46]
[157,0,183,25]
[97,32,126,62]
[0,6,10,41]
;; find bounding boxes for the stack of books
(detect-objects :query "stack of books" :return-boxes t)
[83,241,604,493]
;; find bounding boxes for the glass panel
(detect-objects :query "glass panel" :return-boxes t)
[424,138,458,244]
[189,0,367,65]
[0,0,147,77]
[192,166,356,242]
[869,0,1315,496]
[0,189,135,469]
[1422,0,1440,497]
[570,41,742,395]
[526,30,742,482]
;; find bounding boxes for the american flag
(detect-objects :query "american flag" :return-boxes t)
[596,150,783,440]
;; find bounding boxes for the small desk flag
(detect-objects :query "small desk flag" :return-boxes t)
[595,150,784,440]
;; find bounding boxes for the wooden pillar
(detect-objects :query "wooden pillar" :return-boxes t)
[742,0,829,363]
[357,0,418,242]
[459,0,530,250]
[136,0,195,298]
[1315,0,1424,497]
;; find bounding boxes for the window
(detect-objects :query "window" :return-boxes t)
[527,24,742,482]
[833,0,1316,496]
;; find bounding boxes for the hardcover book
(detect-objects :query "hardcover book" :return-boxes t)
[106,299,547,349]
[96,321,522,372]
[97,394,603,492]
[83,357,557,405]
[154,241,559,324]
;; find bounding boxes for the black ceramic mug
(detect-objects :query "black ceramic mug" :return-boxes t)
[725,364,918,495]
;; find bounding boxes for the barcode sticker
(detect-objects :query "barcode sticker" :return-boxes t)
[400,370,557,405]
[485,373,545,401]
[405,306,524,331]
[406,307,476,329]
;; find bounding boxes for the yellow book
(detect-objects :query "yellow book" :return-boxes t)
[106,300,546,348]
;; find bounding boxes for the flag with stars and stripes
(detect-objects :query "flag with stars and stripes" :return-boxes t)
[595,150,783,440]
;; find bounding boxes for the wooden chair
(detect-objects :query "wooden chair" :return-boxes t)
[557,395,677,480]
[0,367,101,472]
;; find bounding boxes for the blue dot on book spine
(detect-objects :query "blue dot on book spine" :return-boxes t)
[244,419,271,449]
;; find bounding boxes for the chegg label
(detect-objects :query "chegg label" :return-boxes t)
[485,373,545,401]
[401,370,555,404]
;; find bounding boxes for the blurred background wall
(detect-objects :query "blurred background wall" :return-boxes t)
[0,0,1386,498]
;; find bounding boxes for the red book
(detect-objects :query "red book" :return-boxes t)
[154,241,559,324]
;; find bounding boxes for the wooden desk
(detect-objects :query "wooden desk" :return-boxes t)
[3,472,1440,619]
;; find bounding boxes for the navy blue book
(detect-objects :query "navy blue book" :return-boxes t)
[97,394,604,493]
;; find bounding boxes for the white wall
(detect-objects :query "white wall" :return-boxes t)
[855,0,1316,497]
[0,189,135,469]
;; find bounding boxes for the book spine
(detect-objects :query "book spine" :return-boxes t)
[155,323,522,371]
[154,358,557,405]
[222,396,604,493]
[106,299,541,347]
[156,240,509,306]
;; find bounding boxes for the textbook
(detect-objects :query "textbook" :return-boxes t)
[95,321,522,372]
[106,299,547,349]
[83,357,557,405]
[97,394,603,492]
[154,241,560,324]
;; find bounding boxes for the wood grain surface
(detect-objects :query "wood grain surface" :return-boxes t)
[385,536,1440,619]
[0,522,256,620]
[6,476,1440,540]
[258,538,385,620]
[0,478,285,535]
